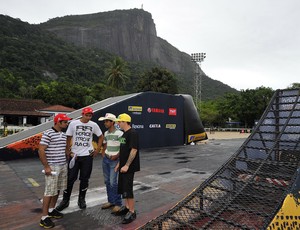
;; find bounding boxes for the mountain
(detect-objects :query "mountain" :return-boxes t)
[40,9,189,72]
[0,10,237,104]
[40,9,237,99]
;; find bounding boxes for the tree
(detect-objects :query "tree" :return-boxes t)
[33,81,90,109]
[200,100,221,127]
[287,83,300,89]
[216,92,241,126]
[0,68,26,98]
[237,87,274,127]
[136,67,178,94]
[104,56,129,90]
[90,83,120,101]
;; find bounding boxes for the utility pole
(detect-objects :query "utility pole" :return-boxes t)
[191,53,206,111]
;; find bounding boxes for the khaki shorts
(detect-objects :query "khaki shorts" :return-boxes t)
[44,164,67,196]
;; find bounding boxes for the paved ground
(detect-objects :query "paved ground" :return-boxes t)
[0,135,247,230]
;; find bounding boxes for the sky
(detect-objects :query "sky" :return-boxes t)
[1,0,299,91]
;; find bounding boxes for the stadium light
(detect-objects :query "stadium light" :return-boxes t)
[191,53,206,110]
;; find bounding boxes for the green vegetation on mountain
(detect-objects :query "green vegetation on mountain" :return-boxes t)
[2,14,296,128]
[0,13,236,109]
[137,67,178,94]
[0,15,152,107]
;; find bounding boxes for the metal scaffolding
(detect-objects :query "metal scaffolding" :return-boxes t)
[191,53,206,109]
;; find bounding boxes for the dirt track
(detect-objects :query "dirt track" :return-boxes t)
[206,131,251,140]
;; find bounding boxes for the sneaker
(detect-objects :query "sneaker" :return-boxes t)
[101,202,113,209]
[111,205,121,214]
[114,206,129,216]
[56,200,69,211]
[78,198,86,209]
[40,217,55,229]
[122,211,136,224]
[48,209,63,218]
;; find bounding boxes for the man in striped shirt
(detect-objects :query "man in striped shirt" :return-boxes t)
[38,113,71,229]
[98,113,123,214]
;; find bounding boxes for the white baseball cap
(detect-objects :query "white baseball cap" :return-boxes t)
[98,113,116,121]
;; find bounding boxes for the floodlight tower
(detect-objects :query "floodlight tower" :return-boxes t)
[191,53,206,110]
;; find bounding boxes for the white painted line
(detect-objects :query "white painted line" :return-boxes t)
[58,181,159,214]
[55,168,206,214]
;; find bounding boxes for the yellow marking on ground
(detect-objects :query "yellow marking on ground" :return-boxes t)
[267,194,300,230]
[28,178,40,187]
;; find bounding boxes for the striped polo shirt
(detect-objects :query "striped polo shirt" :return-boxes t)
[104,129,123,156]
[40,127,67,165]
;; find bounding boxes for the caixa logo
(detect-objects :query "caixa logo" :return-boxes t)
[149,124,161,128]
[147,108,165,113]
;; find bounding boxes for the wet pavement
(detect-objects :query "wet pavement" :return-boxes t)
[0,138,246,230]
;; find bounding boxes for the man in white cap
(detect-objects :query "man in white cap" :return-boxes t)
[38,113,71,229]
[98,113,123,214]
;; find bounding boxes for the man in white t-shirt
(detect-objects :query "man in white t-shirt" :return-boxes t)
[98,113,123,214]
[56,107,103,210]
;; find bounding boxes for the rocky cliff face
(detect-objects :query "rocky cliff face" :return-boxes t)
[40,9,236,99]
[41,9,193,74]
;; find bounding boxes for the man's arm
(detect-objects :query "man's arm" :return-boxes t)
[101,142,107,157]
[38,144,51,175]
[125,148,137,167]
[65,136,72,159]
[120,148,137,173]
[91,134,104,157]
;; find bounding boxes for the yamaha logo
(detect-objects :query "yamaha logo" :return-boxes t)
[147,108,165,113]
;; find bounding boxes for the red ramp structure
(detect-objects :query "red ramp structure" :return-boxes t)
[139,89,300,230]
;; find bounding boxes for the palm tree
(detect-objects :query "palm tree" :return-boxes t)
[105,57,129,90]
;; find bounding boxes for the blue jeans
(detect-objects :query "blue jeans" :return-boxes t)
[102,156,122,206]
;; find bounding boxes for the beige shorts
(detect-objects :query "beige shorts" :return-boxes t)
[44,164,67,196]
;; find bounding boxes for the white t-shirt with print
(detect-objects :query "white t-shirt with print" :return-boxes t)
[66,120,102,156]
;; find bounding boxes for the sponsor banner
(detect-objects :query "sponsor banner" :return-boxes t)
[147,108,165,113]
[132,124,144,129]
[149,124,161,128]
[132,112,142,115]
[188,132,207,143]
[168,108,177,116]
[166,124,176,129]
[128,106,143,112]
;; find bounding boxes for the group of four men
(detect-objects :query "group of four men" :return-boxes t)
[38,107,140,228]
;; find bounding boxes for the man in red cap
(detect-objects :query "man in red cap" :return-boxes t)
[56,107,103,211]
[38,113,71,229]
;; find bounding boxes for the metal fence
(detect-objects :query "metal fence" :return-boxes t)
[138,89,300,230]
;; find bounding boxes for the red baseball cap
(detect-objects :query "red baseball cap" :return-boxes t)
[54,113,71,123]
[82,107,94,114]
